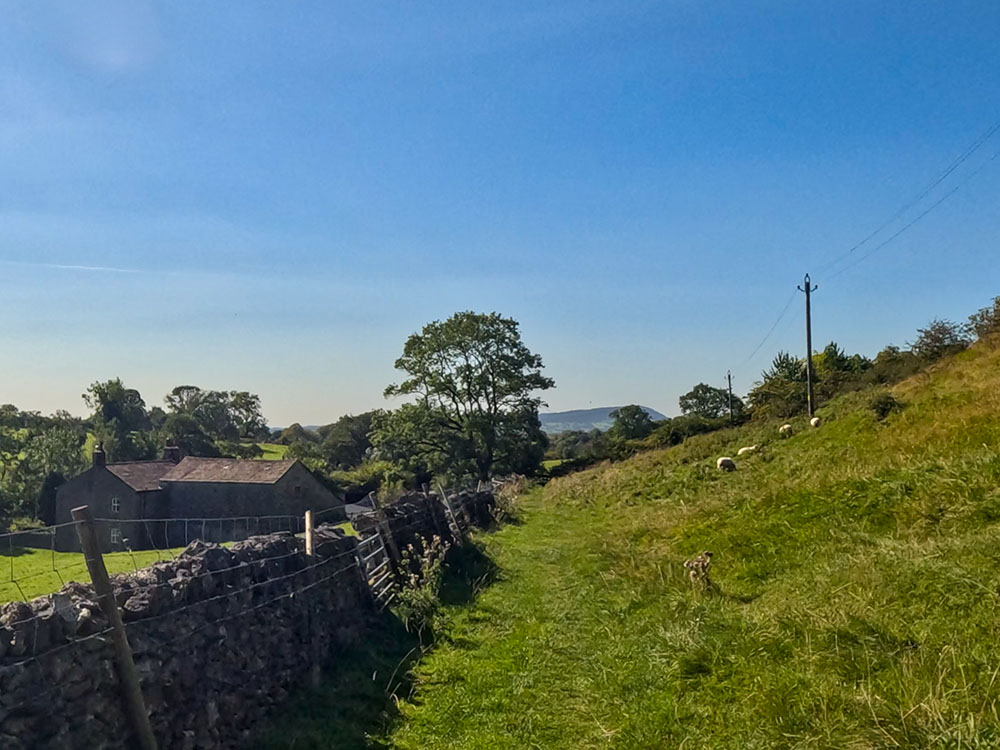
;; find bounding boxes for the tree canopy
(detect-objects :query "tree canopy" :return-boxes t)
[966,296,1000,340]
[374,311,553,481]
[608,405,655,440]
[909,319,971,361]
[164,386,268,442]
[678,383,743,420]
[316,411,379,470]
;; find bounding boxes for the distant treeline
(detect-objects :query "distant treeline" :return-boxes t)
[0,382,272,528]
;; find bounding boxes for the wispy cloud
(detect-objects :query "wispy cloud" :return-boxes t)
[0,258,142,274]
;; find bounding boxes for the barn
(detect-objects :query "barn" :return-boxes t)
[54,445,345,552]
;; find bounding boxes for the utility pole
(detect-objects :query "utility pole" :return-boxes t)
[726,370,734,424]
[797,273,818,418]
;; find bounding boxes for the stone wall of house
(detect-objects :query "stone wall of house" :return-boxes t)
[0,527,373,749]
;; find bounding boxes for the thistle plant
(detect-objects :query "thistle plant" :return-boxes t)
[683,551,713,592]
[394,534,451,639]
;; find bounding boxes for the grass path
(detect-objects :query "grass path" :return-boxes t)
[391,496,682,749]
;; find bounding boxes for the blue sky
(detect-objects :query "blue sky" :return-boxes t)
[1,1,998,425]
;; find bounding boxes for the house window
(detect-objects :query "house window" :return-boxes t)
[110,527,121,545]
[293,485,303,498]
[111,497,120,514]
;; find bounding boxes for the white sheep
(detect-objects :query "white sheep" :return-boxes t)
[737,445,758,456]
[779,423,793,437]
[810,416,821,428]
[717,456,736,472]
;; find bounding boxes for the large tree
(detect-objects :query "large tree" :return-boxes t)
[316,411,379,470]
[162,413,220,457]
[678,384,744,420]
[375,311,554,481]
[164,385,268,443]
[84,378,153,461]
[608,405,655,440]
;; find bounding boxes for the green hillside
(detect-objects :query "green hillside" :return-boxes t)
[372,339,1000,748]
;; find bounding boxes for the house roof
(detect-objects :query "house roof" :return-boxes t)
[160,457,298,485]
[106,461,176,493]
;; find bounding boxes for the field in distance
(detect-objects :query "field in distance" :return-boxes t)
[0,546,185,604]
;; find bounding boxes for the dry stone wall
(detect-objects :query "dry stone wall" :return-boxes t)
[0,488,498,749]
[0,527,373,749]
[352,490,495,549]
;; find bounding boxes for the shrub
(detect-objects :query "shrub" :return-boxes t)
[966,296,1000,340]
[868,390,903,421]
[862,345,924,386]
[909,318,971,361]
[491,475,528,524]
[644,414,726,448]
[217,441,264,459]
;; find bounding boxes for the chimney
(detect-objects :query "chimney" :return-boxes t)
[163,443,182,464]
[93,443,106,468]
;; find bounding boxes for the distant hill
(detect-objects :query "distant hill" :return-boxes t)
[276,411,670,437]
[539,406,667,434]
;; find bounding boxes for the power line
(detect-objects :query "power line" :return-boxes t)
[735,118,1000,385]
[818,116,1000,274]
[742,289,797,365]
[830,148,1000,279]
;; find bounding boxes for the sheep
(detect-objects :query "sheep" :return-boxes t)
[779,423,793,437]
[737,445,758,456]
[810,416,821,428]
[717,456,736,472]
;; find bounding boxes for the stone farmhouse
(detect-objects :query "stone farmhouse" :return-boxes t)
[54,445,345,552]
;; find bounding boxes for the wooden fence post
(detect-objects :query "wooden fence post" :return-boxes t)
[72,505,158,750]
[304,509,314,557]
[303,509,321,688]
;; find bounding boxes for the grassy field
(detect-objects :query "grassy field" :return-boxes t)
[0,546,185,603]
[258,443,289,460]
[266,337,1000,748]
[2,519,356,604]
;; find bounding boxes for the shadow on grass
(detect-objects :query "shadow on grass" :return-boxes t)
[255,611,420,750]
[485,512,522,529]
[0,545,36,558]
[439,541,500,606]
[257,544,502,749]
[710,584,760,605]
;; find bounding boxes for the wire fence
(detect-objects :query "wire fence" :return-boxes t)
[0,521,98,603]
[0,511,331,606]
[0,482,503,608]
